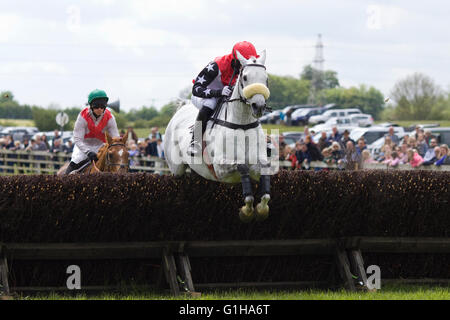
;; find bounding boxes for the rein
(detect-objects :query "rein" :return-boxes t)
[210,66,239,129]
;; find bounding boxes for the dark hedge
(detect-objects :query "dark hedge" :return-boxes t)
[0,170,449,242]
[1,170,449,287]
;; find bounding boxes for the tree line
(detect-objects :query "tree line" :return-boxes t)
[2,67,450,131]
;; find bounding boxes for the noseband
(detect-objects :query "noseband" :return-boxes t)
[227,63,272,112]
[105,143,129,170]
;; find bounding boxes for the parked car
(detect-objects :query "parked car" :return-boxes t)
[348,114,374,127]
[349,126,405,146]
[265,110,282,124]
[279,105,307,124]
[291,108,321,126]
[281,131,303,144]
[309,108,362,125]
[423,127,450,145]
[311,116,360,133]
[259,111,272,124]
[368,131,408,155]
[32,131,73,148]
[0,126,39,142]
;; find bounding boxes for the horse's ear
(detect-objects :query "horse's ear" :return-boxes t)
[106,132,113,145]
[257,49,266,65]
[235,50,248,67]
[122,129,130,144]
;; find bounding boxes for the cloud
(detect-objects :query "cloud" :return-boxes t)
[91,18,191,56]
[0,13,23,42]
[130,0,208,21]
[0,62,68,75]
[366,4,410,30]
[1,0,450,111]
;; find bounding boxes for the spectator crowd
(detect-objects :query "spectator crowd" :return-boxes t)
[0,127,166,170]
[277,126,450,170]
[1,124,449,172]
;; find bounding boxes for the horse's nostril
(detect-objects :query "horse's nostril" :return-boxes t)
[251,103,257,108]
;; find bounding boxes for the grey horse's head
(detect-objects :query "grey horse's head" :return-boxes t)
[235,49,270,118]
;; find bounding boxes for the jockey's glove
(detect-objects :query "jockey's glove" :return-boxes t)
[221,86,232,97]
[87,151,99,162]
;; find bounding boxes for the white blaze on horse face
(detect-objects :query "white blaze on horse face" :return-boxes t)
[118,149,124,157]
[238,62,269,118]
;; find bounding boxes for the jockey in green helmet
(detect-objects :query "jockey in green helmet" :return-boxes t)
[65,89,120,174]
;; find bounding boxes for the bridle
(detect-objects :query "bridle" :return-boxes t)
[211,63,271,131]
[105,142,129,171]
[227,63,271,112]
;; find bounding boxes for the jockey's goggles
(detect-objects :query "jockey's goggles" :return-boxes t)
[92,103,107,110]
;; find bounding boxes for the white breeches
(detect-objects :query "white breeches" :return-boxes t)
[71,143,103,164]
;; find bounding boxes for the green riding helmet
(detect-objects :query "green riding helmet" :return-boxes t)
[88,89,109,105]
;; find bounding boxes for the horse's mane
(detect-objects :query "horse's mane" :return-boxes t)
[95,137,124,171]
[95,144,109,171]
[175,98,189,112]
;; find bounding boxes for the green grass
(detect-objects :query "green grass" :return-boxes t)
[0,118,35,127]
[17,284,450,300]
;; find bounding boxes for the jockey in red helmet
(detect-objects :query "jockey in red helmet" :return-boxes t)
[187,41,259,157]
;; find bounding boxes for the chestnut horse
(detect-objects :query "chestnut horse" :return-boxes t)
[57,131,130,175]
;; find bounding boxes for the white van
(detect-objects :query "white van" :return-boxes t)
[308,108,362,124]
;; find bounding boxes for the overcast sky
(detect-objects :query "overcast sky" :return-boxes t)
[1,0,449,112]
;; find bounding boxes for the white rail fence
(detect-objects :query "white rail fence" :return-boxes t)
[0,149,448,175]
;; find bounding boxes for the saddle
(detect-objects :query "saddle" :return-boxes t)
[69,158,92,174]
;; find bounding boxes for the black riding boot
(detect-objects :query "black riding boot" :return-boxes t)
[187,106,214,156]
[65,161,78,175]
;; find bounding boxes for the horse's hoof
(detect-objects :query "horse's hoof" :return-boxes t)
[255,194,270,221]
[255,203,269,221]
[239,206,254,223]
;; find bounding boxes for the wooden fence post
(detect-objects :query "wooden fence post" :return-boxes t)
[176,253,196,294]
[334,247,356,291]
[0,245,10,296]
[162,248,180,296]
[348,249,369,290]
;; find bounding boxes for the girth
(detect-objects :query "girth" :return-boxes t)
[212,119,260,131]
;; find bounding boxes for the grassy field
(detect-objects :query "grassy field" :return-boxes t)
[16,284,450,300]
[0,118,35,127]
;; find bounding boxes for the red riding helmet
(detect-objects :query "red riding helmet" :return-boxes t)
[232,41,259,60]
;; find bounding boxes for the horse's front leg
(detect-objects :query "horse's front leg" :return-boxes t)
[256,175,271,221]
[237,164,254,223]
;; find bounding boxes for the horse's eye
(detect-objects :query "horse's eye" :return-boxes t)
[243,75,248,81]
